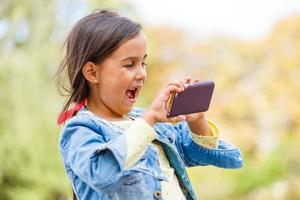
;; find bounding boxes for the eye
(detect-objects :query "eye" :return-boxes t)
[124,63,134,68]
[142,62,147,68]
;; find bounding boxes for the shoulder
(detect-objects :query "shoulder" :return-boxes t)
[59,111,99,149]
[63,111,97,131]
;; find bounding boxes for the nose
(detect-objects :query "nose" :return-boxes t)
[135,65,147,80]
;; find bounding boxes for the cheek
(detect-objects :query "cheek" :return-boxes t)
[97,68,134,98]
[98,78,125,100]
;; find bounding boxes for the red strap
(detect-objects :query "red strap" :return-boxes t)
[57,99,87,125]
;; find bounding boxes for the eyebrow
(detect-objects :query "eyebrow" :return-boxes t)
[121,54,148,61]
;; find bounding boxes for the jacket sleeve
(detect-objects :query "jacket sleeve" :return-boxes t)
[166,121,243,168]
[60,117,129,193]
[189,119,219,149]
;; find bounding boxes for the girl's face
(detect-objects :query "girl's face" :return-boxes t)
[92,32,147,118]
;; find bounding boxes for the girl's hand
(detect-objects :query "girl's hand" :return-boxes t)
[143,79,189,126]
[183,77,207,123]
[183,77,212,136]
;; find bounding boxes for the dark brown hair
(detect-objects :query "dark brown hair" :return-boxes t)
[56,9,142,123]
[57,9,141,199]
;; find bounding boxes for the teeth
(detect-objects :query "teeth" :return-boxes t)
[129,88,137,91]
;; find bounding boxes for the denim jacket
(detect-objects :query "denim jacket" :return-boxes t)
[59,107,243,200]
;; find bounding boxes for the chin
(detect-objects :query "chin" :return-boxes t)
[118,106,133,116]
[123,106,133,114]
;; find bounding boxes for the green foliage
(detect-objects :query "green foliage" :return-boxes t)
[232,137,291,197]
[1,0,300,199]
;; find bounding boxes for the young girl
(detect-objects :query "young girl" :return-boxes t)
[57,9,243,200]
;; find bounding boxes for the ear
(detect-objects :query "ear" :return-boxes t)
[82,61,99,84]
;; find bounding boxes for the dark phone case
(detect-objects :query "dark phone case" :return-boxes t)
[167,81,215,117]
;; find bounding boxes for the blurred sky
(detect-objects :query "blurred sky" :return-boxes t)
[131,0,300,40]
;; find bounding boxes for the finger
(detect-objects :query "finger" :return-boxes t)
[168,79,188,90]
[183,77,192,87]
[165,80,182,87]
[165,80,185,91]
[160,85,183,101]
[185,76,192,83]
[166,85,183,96]
[194,77,200,82]
[175,80,186,90]
[179,79,188,89]
[164,80,173,87]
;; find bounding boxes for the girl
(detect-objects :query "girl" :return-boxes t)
[57,9,243,200]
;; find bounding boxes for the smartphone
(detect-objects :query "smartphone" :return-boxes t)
[167,81,215,117]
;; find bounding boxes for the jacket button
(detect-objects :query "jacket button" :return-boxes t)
[154,191,161,198]
[167,133,175,143]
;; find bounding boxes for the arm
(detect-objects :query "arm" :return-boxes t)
[189,119,219,149]
[169,121,243,168]
[141,78,243,168]
[61,117,155,193]
[123,118,156,169]
[186,113,212,136]
[62,119,125,193]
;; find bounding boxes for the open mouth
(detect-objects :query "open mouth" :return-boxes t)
[125,87,139,102]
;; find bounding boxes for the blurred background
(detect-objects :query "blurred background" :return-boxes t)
[1,0,300,199]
